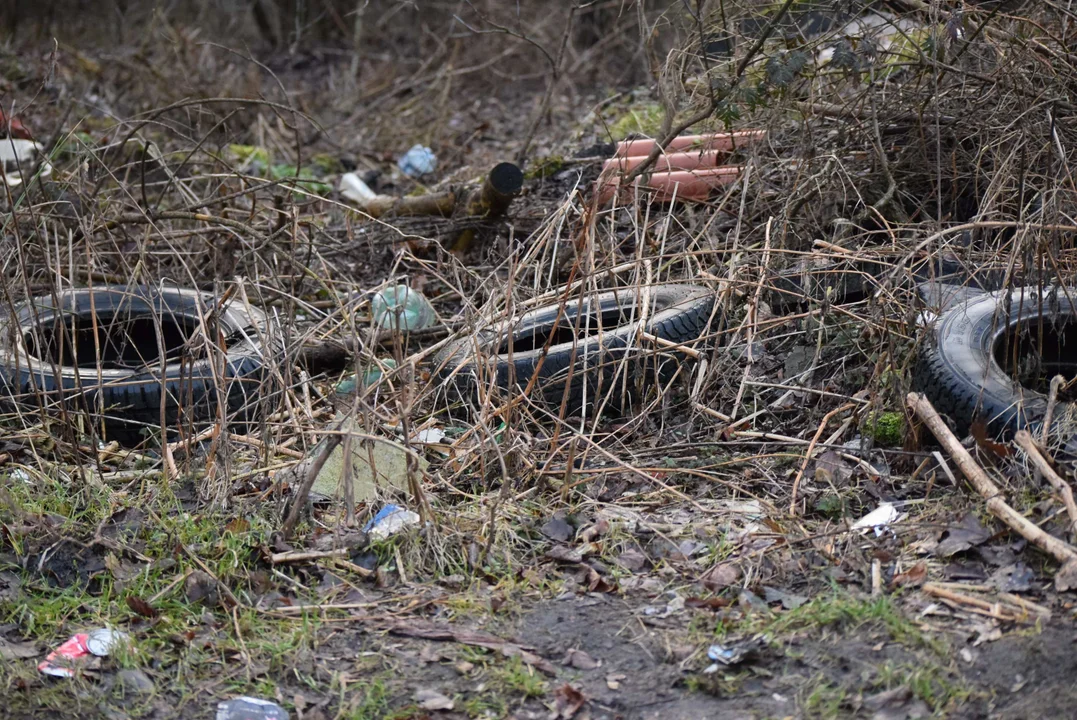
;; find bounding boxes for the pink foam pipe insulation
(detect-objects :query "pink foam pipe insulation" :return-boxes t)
[596,166,743,205]
[614,130,766,159]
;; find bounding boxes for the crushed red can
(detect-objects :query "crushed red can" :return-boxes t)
[38,628,129,678]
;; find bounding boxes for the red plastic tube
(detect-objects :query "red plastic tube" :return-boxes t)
[614,130,765,159]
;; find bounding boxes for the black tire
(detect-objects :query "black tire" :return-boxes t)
[434,284,715,410]
[913,287,1077,441]
[0,286,269,444]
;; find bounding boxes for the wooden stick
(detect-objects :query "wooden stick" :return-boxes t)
[271,548,348,564]
[907,392,1077,565]
[1015,430,1077,534]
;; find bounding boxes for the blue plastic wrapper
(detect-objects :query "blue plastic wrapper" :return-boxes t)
[397,144,437,177]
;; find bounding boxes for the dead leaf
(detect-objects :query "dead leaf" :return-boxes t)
[541,514,573,542]
[991,562,1034,593]
[184,571,220,607]
[586,566,617,593]
[814,450,852,485]
[562,648,600,670]
[577,519,609,544]
[613,549,647,572]
[890,561,927,589]
[685,596,732,610]
[126,595,158,619]
[935,513,991,557]
[0,638,39,660]
[414,689,454,711]
[701,563,739,592]
[224,518,250,534]
[553,683,587,719]
[763,586,808,610]
[546,545,584,564]
[971,420,1010,458]
[1055,558,1077,592]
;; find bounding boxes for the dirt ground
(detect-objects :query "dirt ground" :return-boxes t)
[4,2,1077,719]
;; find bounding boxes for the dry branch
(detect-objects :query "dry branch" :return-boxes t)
[907,392,1077,566]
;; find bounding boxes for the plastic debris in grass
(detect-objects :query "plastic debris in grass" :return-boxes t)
[39,628,129,678]
[703,636,763,673]
[371,284,436,332]
[306,416,428,502]
[851,502,902,537]
[0,138,51,187]
[398,144,437,177]
[339,171,377,202]
[364,504,421,540]
[216,696,289,720]
[334,358,397,395]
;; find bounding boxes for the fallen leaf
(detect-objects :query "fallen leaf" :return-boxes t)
[414,689,454,711]
[613,549,648,572]
[553,683,587,719]
[184,571,220,607]
[546,545,584,564]
[562,648,600,670]
[541,514,574,543]
[126,595,158,619]
[891,561,927,589]
[685,596,732,610]
[701,563,739,592]
[1055,558,1077,592]
[763,586,808,610]
[0,638,39,660]
[971,420,1010,458]
[936,513,992,557]
[224,518,250,534]
[814,450,852,485]
[991,563,1034,593]
[606,673,625,690]
[577,519,610,544]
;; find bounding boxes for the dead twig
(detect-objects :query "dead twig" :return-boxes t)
[907,392,1077,565]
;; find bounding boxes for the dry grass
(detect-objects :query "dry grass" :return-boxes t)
[3,1,1077,717]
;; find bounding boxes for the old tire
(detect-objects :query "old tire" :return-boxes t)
[913,287,1077,440]
[0,286,268,444]
[434,284,715,410]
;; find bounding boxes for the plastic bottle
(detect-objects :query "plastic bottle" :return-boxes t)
[371,285,435,332]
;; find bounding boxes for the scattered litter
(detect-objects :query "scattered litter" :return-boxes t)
[704,636,763,672]
[851,502,902,537]
[339,172,377,202]
[38,628,128,678]
[0,138,51,186]
[371,284,436,332]
[414,689,454,711]
[398,144,437,177]
[335,359,397,395]
[641,591,685,618]
[216,696,289,720]
[307,418,427,501]
[364,504,421,540]
[414,427,446,444]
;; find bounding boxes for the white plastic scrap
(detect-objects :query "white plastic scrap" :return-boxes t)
[339,172,377,202]
[414,427,446,444]
[851,502,902,537]
[364,504,421,540]
[0,138,51,187]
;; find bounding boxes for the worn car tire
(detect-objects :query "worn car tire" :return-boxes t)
[0,286,268,444]
[435,284,715,410]
[912,287,1077,440]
